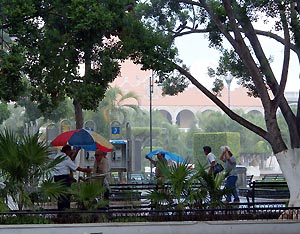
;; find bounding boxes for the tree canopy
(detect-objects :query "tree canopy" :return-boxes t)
[0,0,176,128]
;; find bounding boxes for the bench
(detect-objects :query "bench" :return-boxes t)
[261,174,285,181]
[246,180,289,203]
[109,183,157,205]
[246,175,254,184]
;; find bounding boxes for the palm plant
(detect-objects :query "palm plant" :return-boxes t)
[147,161,198,210]
[98,86,140,124]
[0,129,66,210]
[70,181,108,210]
[146,160,228,212]
[193,161,229,209]
[163,162,195,210]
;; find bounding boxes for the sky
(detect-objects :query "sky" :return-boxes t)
[175,33,300,92]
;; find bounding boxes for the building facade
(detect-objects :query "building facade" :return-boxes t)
[111,60,265,129]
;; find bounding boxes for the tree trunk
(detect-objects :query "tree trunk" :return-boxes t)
[276,148,300,207]
[73,99,84,129]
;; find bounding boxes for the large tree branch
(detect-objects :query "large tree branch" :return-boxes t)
[221,0,272,108]
[254,29,300,56]
[171,22,300,56]
[172,0,300,56]
[233,2,299,147]
[273,5,290,109]
[171,28,210,39]
[172,62,271,141]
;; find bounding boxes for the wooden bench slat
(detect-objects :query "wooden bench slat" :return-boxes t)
[245,180,289,203]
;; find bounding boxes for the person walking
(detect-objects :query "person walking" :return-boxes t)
[220,146,240,203]
[53,145,91,210]
[203,146,217,175]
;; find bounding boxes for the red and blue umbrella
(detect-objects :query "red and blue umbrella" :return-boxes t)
[146,149,185,163]
[51,128,113,152]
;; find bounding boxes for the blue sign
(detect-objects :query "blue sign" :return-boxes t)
[111,126,121,135]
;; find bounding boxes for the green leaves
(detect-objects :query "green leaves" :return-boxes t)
[71,181,108,210]
[0,45,27,102]
[193,161,227,208]
[0,129,64,210]
[98,86,140,124]
[3,0,159,117]
[147,160,228,210]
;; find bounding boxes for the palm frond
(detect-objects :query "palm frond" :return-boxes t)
[71,181,107,210]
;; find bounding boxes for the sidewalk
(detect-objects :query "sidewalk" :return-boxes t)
[0,220,299,234]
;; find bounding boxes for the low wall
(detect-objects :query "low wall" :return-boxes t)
[1,220,300,234]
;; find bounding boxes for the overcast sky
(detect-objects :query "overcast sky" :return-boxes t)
[175,34,300,92]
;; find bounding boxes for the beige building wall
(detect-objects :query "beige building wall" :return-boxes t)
[111,60,264,128]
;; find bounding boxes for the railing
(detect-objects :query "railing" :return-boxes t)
[0,202,299,224]
[1,183,295,224]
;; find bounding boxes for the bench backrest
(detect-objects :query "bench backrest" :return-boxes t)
[250,181,288,189]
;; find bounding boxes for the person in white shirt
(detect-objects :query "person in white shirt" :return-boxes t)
[53,145,91,210]
[203,146,216,175]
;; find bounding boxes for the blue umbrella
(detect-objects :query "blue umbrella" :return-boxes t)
[145,149,185,163]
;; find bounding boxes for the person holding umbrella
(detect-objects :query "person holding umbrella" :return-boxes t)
[53,145,92,210]
[146,152,168,183]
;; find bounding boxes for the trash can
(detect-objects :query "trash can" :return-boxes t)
[236,165,247,188]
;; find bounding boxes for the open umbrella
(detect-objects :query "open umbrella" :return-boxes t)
[51,128,113,152]
[146,149,185,163]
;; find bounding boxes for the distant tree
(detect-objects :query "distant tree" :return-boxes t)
[129,109,189,158]
[1,104,24,134]
[98,86,140,124]
[197,110,271,154]
[0,26,26,119]
[17,93,73,123]
[0,102,10,125]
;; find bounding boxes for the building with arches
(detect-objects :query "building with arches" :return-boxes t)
[111,60,296,130]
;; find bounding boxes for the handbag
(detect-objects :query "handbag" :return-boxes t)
[214,163,224,174]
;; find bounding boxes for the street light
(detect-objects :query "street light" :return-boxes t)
[149,72,154,178]
[223,74,233,108]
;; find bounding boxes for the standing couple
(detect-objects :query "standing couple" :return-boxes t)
[203,145,240,203]
[52,145,109,210]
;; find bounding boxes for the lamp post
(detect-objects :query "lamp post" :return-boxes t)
[223,74,233,108]
[149,73,154,178]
